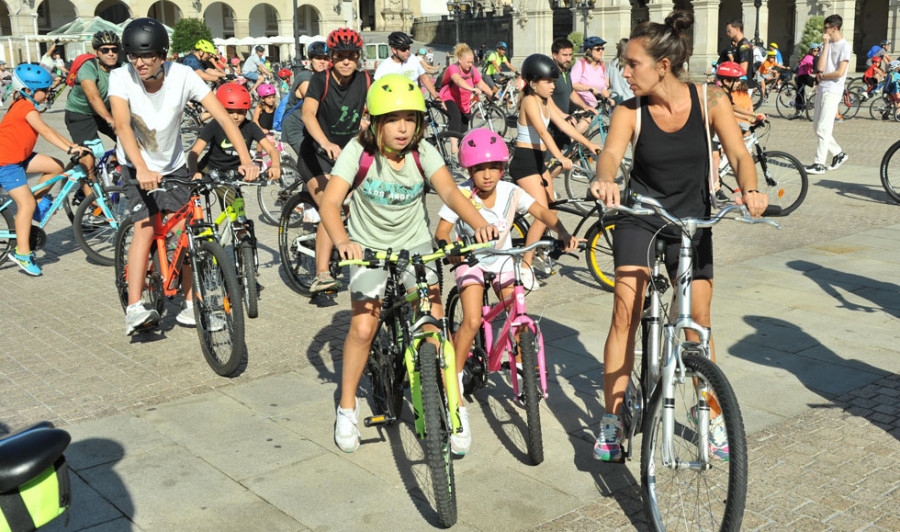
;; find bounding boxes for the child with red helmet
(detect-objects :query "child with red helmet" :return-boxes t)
[433,128,577,455]
[187,82,280,182]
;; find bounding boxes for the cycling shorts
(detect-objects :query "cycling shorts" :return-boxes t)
[348,241,439,301]
[612,219,713,280]
[508,147,548,181]
[298,137,335,180]
[0,153,37,191]
[65,111,115,145]
[122,165,192,222]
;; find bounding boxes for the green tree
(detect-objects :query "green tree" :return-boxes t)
[171,18,213,55]
[568,32,583,52]
[797,16,824,59]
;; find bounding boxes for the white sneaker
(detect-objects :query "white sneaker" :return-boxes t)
[334,401,360,453]
[176,303,196,327]
[450,406,472,456]
[125,303,159,336]
[520,266,540,291]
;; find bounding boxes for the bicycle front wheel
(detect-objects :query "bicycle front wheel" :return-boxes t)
[367,318,405,420]
[640,354,747,532]
[278,191,320,296]
[517,328,544,465]
[756,150,808,215]
[258,157,303,226]
[180,109,203,147]
[425,130,466,184]
[191,239,247,377]
[239,241,259,319]
[584,220,616,291]
[869,95,894,121]
[418,341,457,528]
[73,186,127,266]
[472,103,508,137]
[880,140,900,204]
[774,85,798,118]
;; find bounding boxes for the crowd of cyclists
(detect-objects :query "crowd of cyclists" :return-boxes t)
[0,8,894,526]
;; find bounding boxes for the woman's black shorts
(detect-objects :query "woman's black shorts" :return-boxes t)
[612,219,713,280]
[508,146,548,182]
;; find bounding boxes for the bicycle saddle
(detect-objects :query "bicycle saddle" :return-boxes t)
[0,422,71,492]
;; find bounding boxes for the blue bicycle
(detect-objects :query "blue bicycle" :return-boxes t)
[0,151,126,268]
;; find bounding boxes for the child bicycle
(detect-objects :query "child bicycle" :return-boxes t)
[253,131,305,225]
[445,239,570,465]
[335,240,482,528]
[591,192,780,532]
[113,175,247,377]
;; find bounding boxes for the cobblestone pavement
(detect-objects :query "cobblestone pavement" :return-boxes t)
[1,96,899,530]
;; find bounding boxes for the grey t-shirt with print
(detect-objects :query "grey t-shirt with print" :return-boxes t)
[332,138,444,251]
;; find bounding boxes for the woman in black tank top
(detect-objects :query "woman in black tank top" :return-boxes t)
[584,11,769,463]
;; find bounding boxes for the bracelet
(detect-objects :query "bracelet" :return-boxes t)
[66,146,72,154]
[744,189,760,194]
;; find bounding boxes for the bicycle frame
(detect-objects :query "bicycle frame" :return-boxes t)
[146,193,211,297]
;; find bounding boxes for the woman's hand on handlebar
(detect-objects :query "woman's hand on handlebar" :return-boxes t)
[559,156,573,171]
[192,171,203,181]
[322,142,342,161]
[336,241,362,261]
[590,179,620,207]
[238,162,260,182]
[736,189,768,218]
[137,167,162,191]
[473,224,499,244]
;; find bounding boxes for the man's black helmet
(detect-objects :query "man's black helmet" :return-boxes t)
[307,41,327,57]
[122,18,169,56]
[521,53,560,82]
[91,30,120,51]
[388,32,414,49]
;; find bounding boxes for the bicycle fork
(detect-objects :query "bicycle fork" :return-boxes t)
[407,324,462,439]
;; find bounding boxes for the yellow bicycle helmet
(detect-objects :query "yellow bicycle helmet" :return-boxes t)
[366,73,426,116]
[195,39,215,54]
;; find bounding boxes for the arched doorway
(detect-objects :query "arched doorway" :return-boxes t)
[717,0,743,52]
[767,0,795,65]
[95,0,130,25]
[36,0,77,60]
[297,4,320,36]
[250,4,280,60]
[853,0,889,71]
[148,1,182,27]
[0,1,11,36]
[204,2,236,38]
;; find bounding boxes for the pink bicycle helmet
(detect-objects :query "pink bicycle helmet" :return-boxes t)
[256,83,276,97]
[230,57,240,66]
[459,128,509,168]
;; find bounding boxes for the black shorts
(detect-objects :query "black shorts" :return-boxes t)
[123,165,192,222]
[298,137,336,180]
[612,219,714,280]
[508,146,548,181]
[64,111,115,145]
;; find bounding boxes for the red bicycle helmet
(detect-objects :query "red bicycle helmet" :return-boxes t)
[278,68,292,79]
[716,61,746,79]
[327,28,363,52]
[216,83,251,110]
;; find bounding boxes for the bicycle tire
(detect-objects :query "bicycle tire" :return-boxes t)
[584,220,616,291]
[511,212,529,246]
[425,130,466,184]
[517,328,544,465]
[472,103,508,137]
[62,192,77,223]
[804,94,816,121]
[0,206,14,265]
[112,216,164,316]
[72,185,127,266]
[418,341,457,528]
[750,87,763,110]
[367,317,405,420]
[756,150,808,215]
[258,157,303,226]
[564,162,628,214]
[445,286,487,394]
[190,239,247,377]
[841,88,861,120]
[880,139,900,204]
[239,241,259,319]
[869,95,893,121]
[180,109,203,147]
[641,353,747,532]
[774,85,799,119]
[278,190,320,296]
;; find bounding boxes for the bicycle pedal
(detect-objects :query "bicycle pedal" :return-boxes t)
[364,414,395,427]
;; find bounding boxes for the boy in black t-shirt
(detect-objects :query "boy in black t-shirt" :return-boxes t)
[187,83,281,181]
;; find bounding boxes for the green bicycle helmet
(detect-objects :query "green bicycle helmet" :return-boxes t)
[366,73,426,116]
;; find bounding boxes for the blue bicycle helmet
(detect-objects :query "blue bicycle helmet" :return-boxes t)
[12,64,52,94]
[583,36,607,50]
[497,41,508,50]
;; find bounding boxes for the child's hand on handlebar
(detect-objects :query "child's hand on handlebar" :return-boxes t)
[238,162,259,182]
[336,241,362,261]
[267,166,281,181]
[561,232,579,253]
[473,224,499,243]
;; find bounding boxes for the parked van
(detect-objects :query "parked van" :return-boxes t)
[363,43,390,72]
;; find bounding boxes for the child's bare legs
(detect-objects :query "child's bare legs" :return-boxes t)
[307,174,335,278]
[126,217,155,306]
[517,170,554,268]
[340,299,380,409]
[7,186,35,254]
[25,154,63,202]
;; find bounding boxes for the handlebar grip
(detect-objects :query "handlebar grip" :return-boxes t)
[762,205,783,217]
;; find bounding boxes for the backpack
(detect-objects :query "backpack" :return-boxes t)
[321,68,371,101]
[353,149,425,191]
[432,67,448,91]
[272,96,299,132]
[867,45,882,59]
[65,54,97,87]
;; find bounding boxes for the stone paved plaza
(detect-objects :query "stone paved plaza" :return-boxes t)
[0,95,898,531]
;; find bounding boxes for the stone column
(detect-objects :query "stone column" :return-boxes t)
[891,0,900,47]
[646,0,672,24]
[830,0,857,72]
[512,0,554,58]
[690,0,719,80]
[10,14,40,65]
[601,0,633,44]
[741,0,768,45]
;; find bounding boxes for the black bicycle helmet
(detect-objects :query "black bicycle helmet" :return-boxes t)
[307,41,327,57]
[91,30,121,51]
[122,18,169,56]
[521,54,560,82]
[388,32,413,49]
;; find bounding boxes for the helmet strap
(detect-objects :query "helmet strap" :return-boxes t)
[146,66,165,80]
[18,90,46,112]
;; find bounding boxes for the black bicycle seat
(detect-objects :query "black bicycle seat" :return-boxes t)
[0,423,70,492]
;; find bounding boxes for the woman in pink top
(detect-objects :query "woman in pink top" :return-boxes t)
[571,36,612,108]
[439,43,494,155]
[791,43,820,118]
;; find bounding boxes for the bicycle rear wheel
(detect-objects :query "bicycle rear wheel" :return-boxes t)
[72,185,127,266]
[517,328,544,465]
[425,130,466,184]
[880,139,900,204]
[418,341,457,528]
[0,207,14,266]
[180,109,203,147]
[756,150,808,215]
[840,88,861,120]
[112,216,165,316]
[869,95,895,121]
[472,103,508,137]
[239,240,259,319]
[774,85,799,119]
[584,220,616,291]
[445,286,488,394]
[278,191,321,296]
[258,156,303,226]
[190,239,247,377]
[640,354,747,532]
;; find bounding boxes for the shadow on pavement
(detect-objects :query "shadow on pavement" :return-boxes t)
[787,259,900,320]
[814,178,894,205]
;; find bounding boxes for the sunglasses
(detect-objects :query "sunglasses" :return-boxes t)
[127,52,160,62]
[593,47,605,51]
[396,46,410,52]
[98,46,119,54]
[332,51,360,61]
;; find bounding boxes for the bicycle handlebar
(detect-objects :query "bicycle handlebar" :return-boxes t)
[336,239,493,269]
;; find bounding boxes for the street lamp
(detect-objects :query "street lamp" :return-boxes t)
[753,0,763,48]
[446,0,472,45]
[573,0,595,39]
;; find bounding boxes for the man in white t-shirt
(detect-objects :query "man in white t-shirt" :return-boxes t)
[110,17,259,335]
[374,32,442,105]
[806,14,850,175]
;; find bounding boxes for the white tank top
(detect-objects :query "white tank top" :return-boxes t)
[516,100,550,145]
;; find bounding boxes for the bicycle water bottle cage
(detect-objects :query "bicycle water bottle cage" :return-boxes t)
[396,249,410,273]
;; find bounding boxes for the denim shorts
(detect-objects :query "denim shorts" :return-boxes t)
[0,153,37,191]
[244,71,259,81]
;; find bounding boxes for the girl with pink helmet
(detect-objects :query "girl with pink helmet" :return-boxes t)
[253,83,277,133]
[434,128,578,455]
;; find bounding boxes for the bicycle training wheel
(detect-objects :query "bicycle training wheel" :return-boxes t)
[190,239,247,377]
[112,215,165,316]
[517,328,544,465]
[640,354,747,532]
[756,150,808,215]
[418,341,458,528]
[258,156,303,226]
[584,220,616,291]
[73,185,127,266]
[278,191,322,296]
[880,139,900,204]
[239,240,259,319]
[0,207,14,266]
[366,318,405,420]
